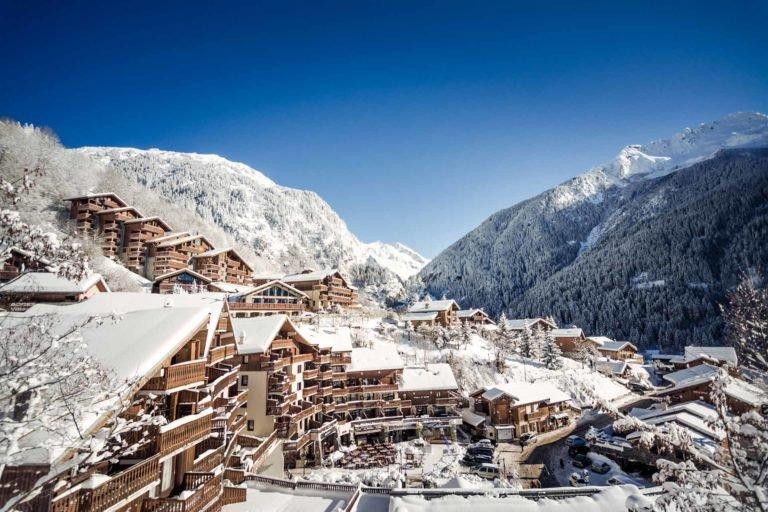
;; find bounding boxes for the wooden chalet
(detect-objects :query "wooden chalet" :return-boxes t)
[0,272,109,311]
[403,299,460,327]
[92,206,143,258]
[281,269,358,311]
[146,234,215,280]
[64,193,128,234]
[226,280,307,318]
[550,328,586,353]
[0,292,252,512]
[0,248,49,283]
[232,317,459,468]
[658,364,767,414]
[120,217,173,273]
[192,248,253,285]
[466,382,574,442]
[457,308,495,326]
[506,318,557,333]
[153,268,213,294]
[596,341,640,362]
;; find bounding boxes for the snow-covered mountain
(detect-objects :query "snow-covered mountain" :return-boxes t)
[76,147,427,284]
[420,112,768,349]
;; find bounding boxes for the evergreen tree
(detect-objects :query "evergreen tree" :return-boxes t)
[541,330,563,369]
[460,321,473,349]
[518,324,533,358]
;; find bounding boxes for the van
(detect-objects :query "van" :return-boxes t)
[472,463,500,479]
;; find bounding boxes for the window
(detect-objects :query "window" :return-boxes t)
[297,364,303,373]
[241,375,249,386]
[247,420,254,431]
[296,382,303,391]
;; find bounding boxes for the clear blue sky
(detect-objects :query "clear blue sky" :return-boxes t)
[1,1,766,257]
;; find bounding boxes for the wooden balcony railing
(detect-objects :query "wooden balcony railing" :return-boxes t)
[143,360,207,392]
[222,486,246,505]
[303,368,319,380]
[270,338,295,350]
[208,345,236,365]
[332,372,346,381]
[141,473,221,512]
[209,366,239,399]
[345,383,398,394]
[292,353,314,365]
[228,302,303,311]
[158,409,212,456]
[303,385,318,397]
[51,455,161,512]
[331,354,352,365]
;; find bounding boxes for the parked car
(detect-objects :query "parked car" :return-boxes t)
[467,445,494,457]
[566,435,587,447]
[462,453,494,466]
[569,472,588,487]
[629,381,652,393]
[472,463,500,479]
[607,475,634,486]
[572,453,591,468]
[568,444,589,456]
[520,433,537,445]
[591,461,611,474]
[475,438,494,446]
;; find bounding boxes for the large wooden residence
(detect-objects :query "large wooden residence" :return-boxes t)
[281,269,358,311]
[550,328,586,353]
[152,268,213,294]
[403,299,460,327]
[231,316,460,468]
[657,364,767,414]
[121,217,173,273]
[596,341,640,362]
[457,309,495,326]
[65,193,129,234]
[92,206,143,258]
[192,248,253,285]
[226,280,307,318]
[0,292,257,512]
[0,272,109,311]
[463,382,574,442]
[0,247,50,283]
[146,234,215,279]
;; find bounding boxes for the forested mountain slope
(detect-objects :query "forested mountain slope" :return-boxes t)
[420,113,768,350]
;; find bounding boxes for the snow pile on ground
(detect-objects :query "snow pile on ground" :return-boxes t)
[301,466,404,488]
[422,443,465,487]
[389,485,651,512]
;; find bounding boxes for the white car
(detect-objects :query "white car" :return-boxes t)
[472,463,500,479]
[569,472,588,487]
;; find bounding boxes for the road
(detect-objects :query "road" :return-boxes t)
[524,397,657,487]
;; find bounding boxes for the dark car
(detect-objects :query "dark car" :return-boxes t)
[462,453,494,466]
[591,461,611,474]
[568,444,589,457]
[467,446,494,457]
[572,454,591,468]
[629,381,651,393]
[566,435,586,447]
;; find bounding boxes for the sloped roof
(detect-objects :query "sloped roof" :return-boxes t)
[399,364,458,392]
[283,269,345,283]
[63,192,128,205]
[210,282,256,294]
[296,324,353,352]
[153,268,212,284]
[156,234,213,248]
[408,299,459,313]
[597,360,628,375]
[122,216,173,230]
[0,272,108,294]
[457,309,493,322]
[93,206,142,216]
[599,341,637,352]
[230,314,294,355]
[684,346,738,366]
[237,279,307,299]
[663,364,719,387]
[460,408,487,427]
[506,318,557,330]
[586,336,613,346]
[478,381,571,406]
[144,231,190,244]
[402,311,438,322]
[551,328,584,338]
[349,343,404,372]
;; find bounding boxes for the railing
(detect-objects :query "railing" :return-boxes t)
[283,431,311,452]
[193,445,224,473]
[51,455,161,512]
[228,302,303,311]
[526,408,550,421]
[319,370,333,380]
[318,385,333,397]
[345,384,398,394]
[331,354,352,365]
[158,409,212,456]
[250,431,279,468]
[221,486,246,505]
[141,473,221,512]
[303,368,319,380]
[303,385,318,397]
[332,372,347,381]
[271,338,295,350]
[208,345,236,365]
[292,353,314,364]
[143,360,207,392]
[223,468,245,485]
[318,354,331,364]
[209,366,239,399]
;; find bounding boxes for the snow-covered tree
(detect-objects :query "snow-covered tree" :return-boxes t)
[577,342,600,370]
[459,321,473,350]
[540,330,562,369]
[721,273,768,375]
[518,324,534,359]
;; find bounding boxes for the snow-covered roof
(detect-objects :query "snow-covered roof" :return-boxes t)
[230,315,296,355]
[551,328,584,338]
[625,401,727,454]
[283,269,344,283]
[236,280,307,299]
[252,272,285,281]
[153,268,211,284]
[460,408,487,427]
[661,364,767,406]
[408,299,459,313]
[684,346,738,366]
[93,206,143,216]
[597,360,628,375]
[192,247,231,258]
[211,282,256,294]
[724,378,767,407]
[122,216,173,230]
[598,341,637,352]
[586,336,613,346]
[156,234,212,248]
[457,309,493,322]
[145,231,190,244]
[399,364,458,392]
[26,292,227,358]
[663,364,719,387]
[348,343,404,372]
[506,318,557,330]
[63,192,128,205]
[478,381,571,406]
[0,272,109,294]
[296,324,353,353]
[402,311,438,322]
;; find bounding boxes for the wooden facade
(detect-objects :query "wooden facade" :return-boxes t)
[457,309,495,326]
[551,329,586,353]
[0,273,109,311]
[0,248,49,283]
[65,193,128,234]
[92,207,143,258]
[0,299,250,512]
[146,235,214,280]
[227,280,307,317]
[282,270,358,311]
[120,217,172,273]
[596,342,639,361]
[153,269,213,294]
[192,248,253,285]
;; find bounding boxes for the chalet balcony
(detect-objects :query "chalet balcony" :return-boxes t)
[292,353,315,365]
[332,372,347,381]
[318,385,334,397]
[142,360,207,392]
[228,302,303,312]
[207,344,236,365]
[319,370,333,380]
[283,431,312,452]
[303,367,319,380]
[345,383,398,394]
[303,384,318,397]
[525,408,550,422]
[141,473,221,512]
[266,398,291,416]
[208,365,240,398]
[157,409,212,456]
[317,354,331,364]
[193,438,225,473]
[322,403,336,413]
[435,397,461,406]
[332,388,348,398]
[290,402,321,424]
[241,354,291,372]
[268,378,291,394]
[269,338,295,350]
[50,455,160,512]
[331,354,352,365]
